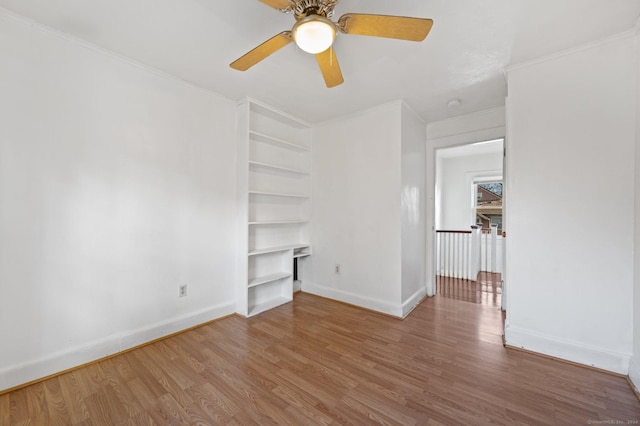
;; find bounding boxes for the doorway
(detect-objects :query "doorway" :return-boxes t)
[433,138,504,307]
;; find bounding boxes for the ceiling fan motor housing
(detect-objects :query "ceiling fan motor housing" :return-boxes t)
[290,0,339,19]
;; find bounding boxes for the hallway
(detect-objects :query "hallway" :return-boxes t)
[437,272,502,307]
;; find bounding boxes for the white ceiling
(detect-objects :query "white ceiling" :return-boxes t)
[1,0,639,123]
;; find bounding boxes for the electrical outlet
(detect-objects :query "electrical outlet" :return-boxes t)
[179,285,187,297]
[335,264,340,274]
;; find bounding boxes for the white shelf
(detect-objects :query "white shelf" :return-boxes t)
[248,296,292,317]
[249,160,309,175]
[248,272,292,288]
[293,246,311,258]
[250,131,309,151]
[248,244,309,256]
[248,190,309,199]
[248,220,309,226]
[249,99,311,129]
[237,99,311,318]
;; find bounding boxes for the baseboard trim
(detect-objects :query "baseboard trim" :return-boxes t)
[301,281,402,317]
[507,342,640,401]
[0,302,235,394]
[505,325,630,375]
[628,357,640,400]
[627,376,640,403]
[401,287,428,318]
[299,291,403,321]
[505,345,628,378]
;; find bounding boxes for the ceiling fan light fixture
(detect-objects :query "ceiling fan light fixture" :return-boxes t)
[231,2,434,89]
[293,15,336,54]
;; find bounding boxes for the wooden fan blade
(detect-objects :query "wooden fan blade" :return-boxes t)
[315,47,344,88]
[258,0,290,10]
[230,31,293,71]
[338,14,433,41]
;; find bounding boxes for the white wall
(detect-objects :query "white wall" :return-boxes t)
[438,152,503,231]
[0,12,237,391]
[631,27,640,389]
[400,103,427,315]
[304,102,402,315]
[426,108,506,295]
[505,35,635,374]
[305,101,427,317]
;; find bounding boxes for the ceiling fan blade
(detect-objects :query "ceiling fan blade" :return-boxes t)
[338,14,433,42]
[230,31,293,71]
[258,0,290,10]
[316,47,344,88]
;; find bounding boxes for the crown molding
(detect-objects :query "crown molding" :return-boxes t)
[506,27,636,74]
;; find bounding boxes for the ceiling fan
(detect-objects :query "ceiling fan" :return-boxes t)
[230,0,433,88]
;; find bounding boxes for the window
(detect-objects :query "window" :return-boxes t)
[475,181,502,231]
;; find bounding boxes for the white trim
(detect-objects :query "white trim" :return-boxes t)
[506,28,636,74]
[469,170,503,226]
[0,302,235,392]
[427,127,506,149]
[505,325,631,375]
[301,281,402,317]
[401,287,428,318]
[426,110,506,298]
[0,7,233,104]
[635,13,640,395]
[629,357,640,392]
[427,107,506,134]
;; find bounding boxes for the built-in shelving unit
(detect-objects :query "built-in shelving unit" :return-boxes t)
[293,246,311,258]
[249,131,310,152]
[248,220,309,225]
[236,99,312,317]
[248,272,292,288]
[248,160,309,175]
[248,244,310,257]
[248,191,309,198]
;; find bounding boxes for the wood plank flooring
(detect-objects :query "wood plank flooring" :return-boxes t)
[437,272,502,306]
[2,291,639,425]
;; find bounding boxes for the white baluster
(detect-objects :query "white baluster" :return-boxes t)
[470,225,481,282]
[491,224,498,273]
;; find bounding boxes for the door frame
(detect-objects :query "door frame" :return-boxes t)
[426,133,506,298]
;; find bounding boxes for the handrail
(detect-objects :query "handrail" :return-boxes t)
[438,228,499,234]
[436,224,500,281]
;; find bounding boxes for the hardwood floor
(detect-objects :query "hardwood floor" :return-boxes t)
[437,272,502,306]
[2,291,639,425]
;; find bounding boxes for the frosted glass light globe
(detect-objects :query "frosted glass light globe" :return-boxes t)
[293,16,336,54]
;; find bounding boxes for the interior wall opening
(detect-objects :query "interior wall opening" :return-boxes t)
[434,138,504,307]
